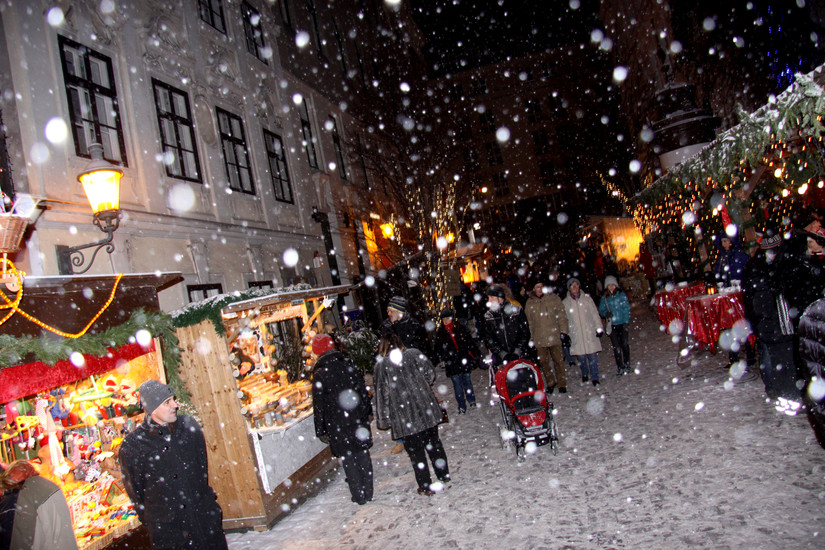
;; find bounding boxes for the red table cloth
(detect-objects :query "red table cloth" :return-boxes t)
[654,282,706,332]
[684,291,746,347]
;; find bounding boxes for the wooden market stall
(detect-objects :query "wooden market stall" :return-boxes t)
[172,284,353,531]
[0,272,182,550]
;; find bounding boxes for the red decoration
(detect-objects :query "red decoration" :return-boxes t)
[0,342,154,404]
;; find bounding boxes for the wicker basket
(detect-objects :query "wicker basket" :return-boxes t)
[0,215,28,254]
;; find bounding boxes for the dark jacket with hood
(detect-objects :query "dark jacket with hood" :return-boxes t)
[381,314,429,358]
[797,298,825,448]
[434,320,481,376]
[713,234,750,286]
[742,250,793,344]
[312,350,373,456]
[482,302,535,364]
[119,414,225,550]
[778,229,825,324]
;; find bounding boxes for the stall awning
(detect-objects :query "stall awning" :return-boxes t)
[441,243,488,262]
[220,284,352,315]
[0,341,154,404]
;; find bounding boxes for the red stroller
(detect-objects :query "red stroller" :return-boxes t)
[494,359,559,460]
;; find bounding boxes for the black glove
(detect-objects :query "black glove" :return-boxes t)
[596,328,604,337]
[560,333,571,348]
[504,353,519,362]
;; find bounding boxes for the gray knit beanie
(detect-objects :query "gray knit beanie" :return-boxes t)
[139,380,175,415]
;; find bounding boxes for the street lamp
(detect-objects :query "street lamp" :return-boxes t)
[56,143,123,275]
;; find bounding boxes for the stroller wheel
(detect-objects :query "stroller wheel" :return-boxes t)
[516,444,526,462]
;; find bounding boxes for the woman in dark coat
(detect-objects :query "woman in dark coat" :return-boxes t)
[311,334,374,505]
[374,333,450,496]
[797,297,825,448]
[434,308,480,413]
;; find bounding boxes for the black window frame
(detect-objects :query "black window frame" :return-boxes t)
[479,110,496,134]
[485,141,503,166]
[329,116,348,180]
[279,0,292,27]
[187,283,223,303]
[298,100,319,169]
[242,1,268,63]
[152,79,202,183]
[216,107,256,195]
[263,129,293,203]
[471,78,487,96]
[198,0,226,33]
[526,99,543,124]
[306,0,327,61]
[248,280,274,290]
[58,35,127,165]
[492,172,509,197]
[532,129,551,156]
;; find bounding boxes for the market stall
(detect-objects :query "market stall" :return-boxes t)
[684,289,749,352]
[654,282,706,332]
[172,284,353,531]
[0,272,182,549]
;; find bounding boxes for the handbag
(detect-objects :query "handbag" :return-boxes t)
[604,298,613,335]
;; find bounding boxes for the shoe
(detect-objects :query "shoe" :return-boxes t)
[616,370,623,377]
[417,487,434,496]
[458,409,466,415]
[438,475,451,483]
[469,402,479,408]
[592,380,600,386]
[582,376,589,383]
[547,386,555,395]
[391,442,404,454]
[558,387,567,394]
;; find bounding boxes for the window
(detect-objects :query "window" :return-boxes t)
[492,172,509,197]
[526,99,542,123]
[248,280,274,290]
[306,0,327,60]
[152,79,201,182]
[279,0,292,27]
[539,161,554,186]
[329,117,347,180]
[463,148,480,172]
[331,20,348,76]
[198,0,226,33]
[242,2,267,62]
[216,107,255,194]
[58,36,127,164]
[470,78,487,96]
[298,100,319,169]
[187,283,223,303]
[263,129,293,203]
[357,134,371,191]
[485,142,503,166]
[532,129,551,156]
[479,110,496,134]
[449,84,464,101]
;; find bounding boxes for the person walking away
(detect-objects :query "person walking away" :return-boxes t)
[373,333,451,496]
[380,295,429,454]
[434,309,480,413]
[599,276,632,376]
[742,234,800,409]
[119,380,227,550]
[310,334,374,505]
[524,278,570,393]
[562,278,604,386]
[639,243,658,299]
[0,460,77,550]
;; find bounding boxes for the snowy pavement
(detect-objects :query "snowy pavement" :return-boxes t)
[226,304,824,549]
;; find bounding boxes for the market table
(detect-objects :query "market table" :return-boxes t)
[684,289,747,350]
[654,282,705,332]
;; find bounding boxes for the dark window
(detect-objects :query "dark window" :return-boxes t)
[539,161,554,186]
[263,129,293,203]
[58,36,127,165]
[520,68,533,82]
[354,42,368,87]
[298,101,319,169]
[279,0,292,27]
[330,117,347,180]
[471,78,487,95]
[479,110,496,134]
[526,99,542,123]
[532,129,551,156]
[248,280,274,290]
[485,142,503,166]
[216,107,255,194]
[449,84,464,101]
[198,0,226,33]
[492,172,509,197]
[331,20,348,76]
[187,283,223,302]
[463,148,480,171]
[242,1,268,62]
[306,0,327,60]
[152,79,201,182]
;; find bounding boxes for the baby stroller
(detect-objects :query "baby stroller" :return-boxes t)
[495,358,559,460]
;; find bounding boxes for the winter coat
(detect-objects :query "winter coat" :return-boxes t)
[381,315,430,358]
[5,476,77,550]
[562,292,603,356]
[713,236,750,286]
[599,290,631,326]
[797,298,825,444]
[119,414,226,550]
[482,303,535,364]
[374,348,442,440]
[452,283,475,320]
[524,291,568,348]
[778,231,825,325]
[434,321,480,376]
[312,350,373,457]
[742,254,793,344]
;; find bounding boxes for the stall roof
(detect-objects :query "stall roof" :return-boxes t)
[17,272,183,294]
[221,284,352,314]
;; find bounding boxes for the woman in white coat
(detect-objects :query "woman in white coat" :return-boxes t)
[562,277,604,386]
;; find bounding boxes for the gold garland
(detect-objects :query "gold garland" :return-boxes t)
[0,258,122,338]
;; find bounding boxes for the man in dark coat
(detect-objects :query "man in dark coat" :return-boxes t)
[713,234,749,287]
[434,308,480,413]
[119,380,226,550]
[482,284,535,367]
[381,295,430,357]
[311,334,374,505]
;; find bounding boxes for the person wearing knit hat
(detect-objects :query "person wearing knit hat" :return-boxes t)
[599,276,632,377]
[312,333,336,356]
[119,380,227,549]
[562,278,603,386]
[387,295,407,313]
